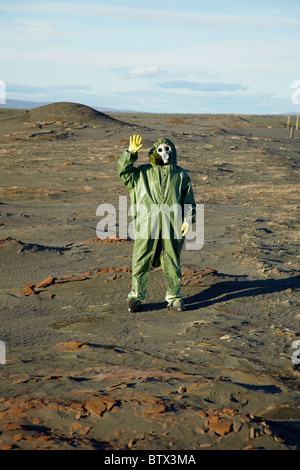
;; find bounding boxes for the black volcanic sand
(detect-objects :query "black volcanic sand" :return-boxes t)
[0,102,299,450]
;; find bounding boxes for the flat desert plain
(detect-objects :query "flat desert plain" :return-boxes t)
[0,102,299,450]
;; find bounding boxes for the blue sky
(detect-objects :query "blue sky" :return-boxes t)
[1,0,300,113]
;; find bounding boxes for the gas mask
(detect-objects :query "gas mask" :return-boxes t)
[149,138,176,166]
[156,143,171,165]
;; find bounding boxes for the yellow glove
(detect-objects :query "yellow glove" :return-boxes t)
[129,135,143,153]
[181,221,190,237]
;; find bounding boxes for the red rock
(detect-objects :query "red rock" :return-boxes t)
[196,426,205,436]
[70,422,82,432]
[85,397,107,417]
[233,422,242,432]
[102,396,117,411]
[1,423,22,431]
[0,236,13,243]
[128,438,136,449]
[79,426,92,435]
[36,276,55,288]
[42,374,63,381]
[1,444,13,450]
[54,274,87,283]
[54,341,87,350]
[177,385,187,394]
[210,415,219,423]
[12,374,31,384]
[24,282,36,296]
[221,408,238,416]
[141,398,166,416]
[98,267,109,275]
[202,268,217,275]
[208,418,232,436]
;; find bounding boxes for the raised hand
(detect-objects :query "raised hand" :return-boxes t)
[129,135,143,153]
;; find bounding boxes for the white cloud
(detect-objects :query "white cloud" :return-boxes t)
[113,66,169,80]
[155,80,248,92]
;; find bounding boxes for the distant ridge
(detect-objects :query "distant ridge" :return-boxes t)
[0,99,50,109]
[0,99,135,113]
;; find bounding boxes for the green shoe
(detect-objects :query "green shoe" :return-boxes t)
[127,299,142,313]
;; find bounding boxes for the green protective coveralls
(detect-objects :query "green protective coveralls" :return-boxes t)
[118,137,196,306]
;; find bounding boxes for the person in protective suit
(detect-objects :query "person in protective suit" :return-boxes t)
[118,135,196,312]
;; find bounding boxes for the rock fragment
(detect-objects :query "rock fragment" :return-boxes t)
[208,418,232,436]
[23,282,36,296]
[36,276,55,288]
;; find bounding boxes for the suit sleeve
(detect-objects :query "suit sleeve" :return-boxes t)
[181,172,196,225]
[117,150,139,190]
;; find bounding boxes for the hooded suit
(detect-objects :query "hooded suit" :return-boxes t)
[118,137,196,305]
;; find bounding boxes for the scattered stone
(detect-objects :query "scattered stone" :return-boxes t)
[36,276,55,288]
[233,422,242,432]
[1,444,13,450]
[54,341,87,350]
[79,426,92,436]
[196,426,205,435]
[177,385,187,394]
[85,397,107,417]
[11,374,31,384]
[102,396,117,411]
[264,427,272,436]
[167,118,187,125]
[12,433,23,443]
[128,438,137,449]
[84,395,117,418]
[207,418,232,436]
[54,274,88,284]
[70,422,82,432]
[23,282,36,296]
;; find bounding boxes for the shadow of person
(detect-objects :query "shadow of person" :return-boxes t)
[184,275,299,310]
[142,301,167,312]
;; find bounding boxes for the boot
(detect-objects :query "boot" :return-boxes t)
[127,299,142,313]
[170,298,186,312]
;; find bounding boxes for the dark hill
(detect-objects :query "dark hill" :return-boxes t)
[23,102,124,124]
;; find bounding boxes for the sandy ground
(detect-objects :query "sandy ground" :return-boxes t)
[0,102,299,450]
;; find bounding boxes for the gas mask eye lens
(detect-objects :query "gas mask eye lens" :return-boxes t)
[166,146,170,152]
[158,148,162,152]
